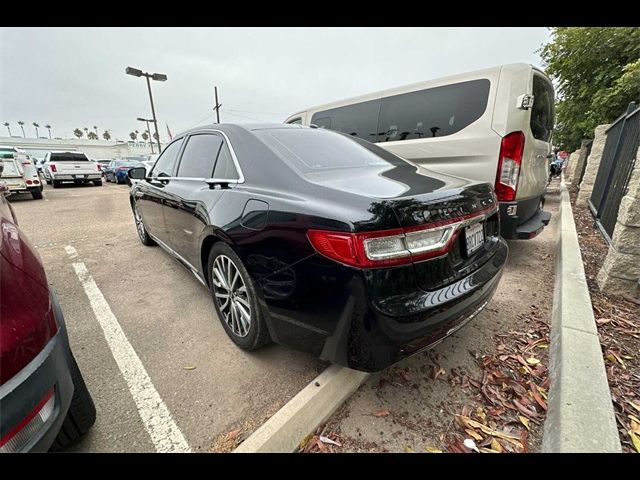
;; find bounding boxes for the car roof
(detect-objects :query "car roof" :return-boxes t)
[178,122,308,138]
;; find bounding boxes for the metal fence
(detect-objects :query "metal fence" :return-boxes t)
[589,102,640,242]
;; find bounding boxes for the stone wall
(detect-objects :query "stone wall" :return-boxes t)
[577,125,610,206]
[596,146,640,297]
[566,150,581,184]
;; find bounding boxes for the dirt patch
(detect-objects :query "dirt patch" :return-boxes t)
[570,187,640,454]
[300,187,561,453]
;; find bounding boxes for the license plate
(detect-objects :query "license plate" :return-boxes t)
[73,174,86,179]
[465,222,485,255]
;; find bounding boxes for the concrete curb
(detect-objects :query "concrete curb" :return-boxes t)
[234,366,369,452]
[542,177,621,452]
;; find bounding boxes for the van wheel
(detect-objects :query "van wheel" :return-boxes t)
[208,243,271,351]
[49,354,96,451]
[30,188,43,200]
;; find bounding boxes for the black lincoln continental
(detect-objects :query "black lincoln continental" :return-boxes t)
[128,123,508,372]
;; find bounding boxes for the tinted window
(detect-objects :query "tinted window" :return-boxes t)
[150,138,184,177]
[49,152,89,161]
[377,79,490,142]
[530,75,555,142]
[310,99,381,139]
[212,142,239,179]
[178,134,223,178]
[287,117,302,125]
[254,128,401,176]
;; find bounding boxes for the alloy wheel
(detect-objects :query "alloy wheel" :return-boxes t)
[211,255,251,338]
[133,204,146,241]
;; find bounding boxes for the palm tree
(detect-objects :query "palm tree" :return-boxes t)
[18,121,25,137]
[45,124,52,139]
[141,131,149,142]
[87,132,98,140]
[3,122,11,136]
[84,127,89,136]
[33,122,40,138]
[93,125,98,135]
[73,128,83,138]
[129,131,138,141]
[103,130,111,141]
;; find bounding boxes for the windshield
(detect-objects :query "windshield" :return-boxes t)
[116,161,144,167]
[1,159,22,177]
[253,128,402,176]
[50,152,89,161]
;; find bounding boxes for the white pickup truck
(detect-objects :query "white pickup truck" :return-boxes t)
[43,151,102,188]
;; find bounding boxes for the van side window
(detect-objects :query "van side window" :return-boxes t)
[530,75,555,142]
[310,99,381,139]
[377,79,490,142]
[287,118,302,125]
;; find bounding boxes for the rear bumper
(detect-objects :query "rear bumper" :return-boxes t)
[499,196,551,240]
[0,289,74,452]
[52,174,101,181]
[276,239,508,372]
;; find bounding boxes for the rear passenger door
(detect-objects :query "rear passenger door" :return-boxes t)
[163,132,239,269]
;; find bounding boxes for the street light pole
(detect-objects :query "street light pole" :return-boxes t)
[136,117,155,154]
[126,66,166,153]
[145,76,162,153]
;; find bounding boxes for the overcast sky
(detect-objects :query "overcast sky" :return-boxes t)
[0,27,551,142]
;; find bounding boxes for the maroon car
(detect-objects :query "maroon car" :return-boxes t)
[0,175,95,452]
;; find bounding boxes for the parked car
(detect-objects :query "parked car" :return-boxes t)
[0,146,43,199]
[285,63,555,240]
[0,166,96,452]
[128,124,508,372]
[43,151,102,188]
[141,154,159,173]
[104,159,145,184]
[93,159,113,177]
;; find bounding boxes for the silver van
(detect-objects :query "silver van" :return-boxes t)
[285,63,555,239]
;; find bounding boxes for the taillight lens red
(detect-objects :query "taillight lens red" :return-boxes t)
[307,207,495,269]
[495,131,525,202]
[0,388,55,452]
[118,166,129,170]
[96,164,102,171]
[50,164,57,173]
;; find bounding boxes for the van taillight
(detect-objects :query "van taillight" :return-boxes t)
[50,164,57,173]
[495,131,525,202]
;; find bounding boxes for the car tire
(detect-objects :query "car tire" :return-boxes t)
[45,179,52,185]
[207,243,271,351]
[30,188,43,200]
[39,184,44,192]
[52,180,61,188]
[132,202,156,246]
[49,354,96,451]
[93,180,102,186]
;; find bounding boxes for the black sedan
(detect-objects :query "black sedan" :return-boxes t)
[128,124,508,372]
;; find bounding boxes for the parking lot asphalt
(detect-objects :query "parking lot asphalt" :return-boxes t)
[9,182,323,452]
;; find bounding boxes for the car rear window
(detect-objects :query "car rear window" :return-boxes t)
[50,153,89,161]
[253,128,402,175]
[1,159,22,176]
[530,75,555,142]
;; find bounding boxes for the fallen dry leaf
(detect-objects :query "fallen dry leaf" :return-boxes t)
[526,357,540,365]
[373,409,390,418]
[425,446,442,453]
[518,415,531,430]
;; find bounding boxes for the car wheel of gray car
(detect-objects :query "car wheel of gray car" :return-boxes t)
[49,353,96,451]
[208,243,270,351]
[133,202,156,246]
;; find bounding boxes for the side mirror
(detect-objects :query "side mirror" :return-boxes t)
[0,182,11,197]
[128,167,147,180]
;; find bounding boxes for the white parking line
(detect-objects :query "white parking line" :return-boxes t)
[67,246,191,453]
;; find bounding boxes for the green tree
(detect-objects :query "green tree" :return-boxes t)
[539,27,640,151]
[129,131,138,141]
[103,130,111,141]
[33,122,40,138]
[3,122,11,136]
[18,121,25,137]
[45,124,52,138]
[141,131,149,142]
[73,128,83,138]
[87,131,98,140]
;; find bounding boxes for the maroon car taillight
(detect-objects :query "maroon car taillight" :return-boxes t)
[0,388,55,453]
[307,207,495,269]
[96,164,102,171]
[495,131,525,202]
[50,164,57,173]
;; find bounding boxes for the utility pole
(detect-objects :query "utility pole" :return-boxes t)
[213,86,222,123]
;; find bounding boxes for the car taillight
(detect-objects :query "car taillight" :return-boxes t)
[495,131,525,202]
[118,166,129,170]
[96,164,102,171]
[0,388,55,453]
[307,207,494,269]
[50,164,57,172]
[26,180,33,185]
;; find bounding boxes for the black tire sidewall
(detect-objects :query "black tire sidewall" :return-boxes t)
[207,242,269,350]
